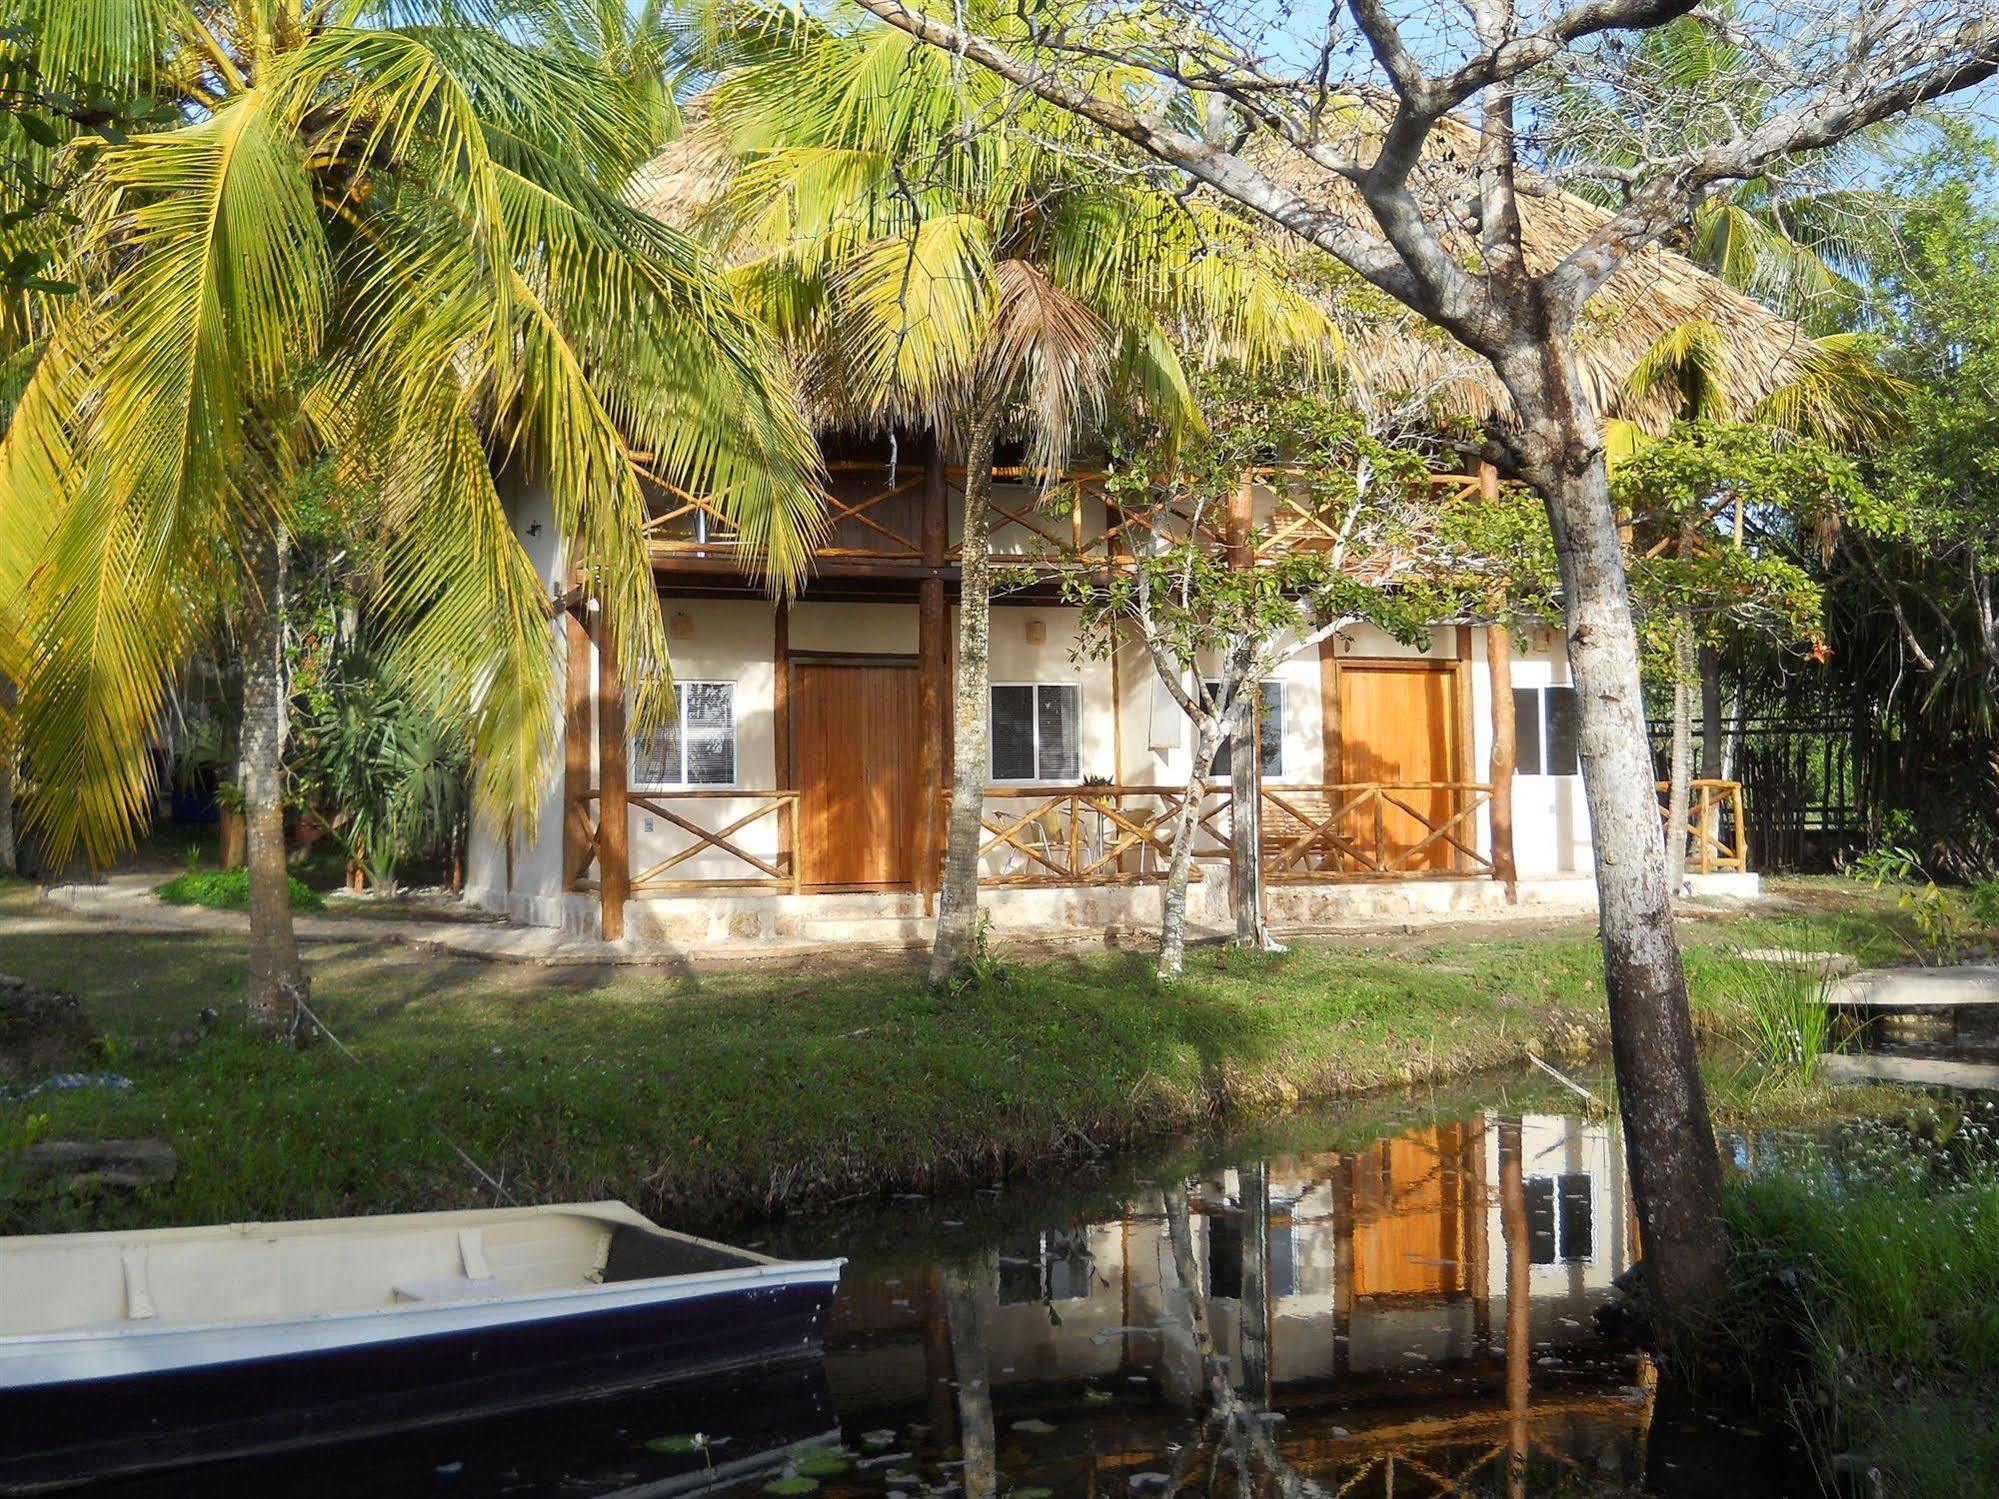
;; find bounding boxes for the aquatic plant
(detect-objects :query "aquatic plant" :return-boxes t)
[1736,952,1836,1082]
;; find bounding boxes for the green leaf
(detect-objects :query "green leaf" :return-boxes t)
[644,1434,707,1454]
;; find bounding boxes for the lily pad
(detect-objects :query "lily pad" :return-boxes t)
[860,1429,900,1450]
[644,1435,706,1454]
[1013,1488,1055,1498]
[793,1449,852,1477]
[1082,1388,1114,1404]
[1010,1419,1057,1435]
[763,1478,818,1497]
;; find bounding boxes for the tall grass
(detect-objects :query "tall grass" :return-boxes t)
[1727,1105,1999,1497]
[1737,953,1837,1082]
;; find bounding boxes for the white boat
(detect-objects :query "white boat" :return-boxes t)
[0,1200,844,1491]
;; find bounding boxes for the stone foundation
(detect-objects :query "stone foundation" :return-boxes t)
[467,869,1759,954]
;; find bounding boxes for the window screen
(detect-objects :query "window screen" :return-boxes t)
[990,685,1038,781]
[632,682,734,788]
[990,684,1082,781]
[1513,687,1543,777]
[1515,685,1580,778]
[1544,687,1580,776]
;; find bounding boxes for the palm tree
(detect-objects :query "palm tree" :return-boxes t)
[1548,3,1889,334]
[0,0,821,1035]
[701,0,1328,982]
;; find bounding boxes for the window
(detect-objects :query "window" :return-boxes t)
[631,681,735,788]
[1205,679,1284,778]
[1524,1172,1595,1264]
[1513,685,1580,777]
[990,684,1081,781]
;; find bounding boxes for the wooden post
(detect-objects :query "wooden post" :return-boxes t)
[1454,624,1477,874]
[773,601,792,888]
[1480,461,1519,902]
[1319,637,1343,786]
[919,434,950,907]
[563,575,593,891]
[595,607,629,942]
[1225,476,1261,937]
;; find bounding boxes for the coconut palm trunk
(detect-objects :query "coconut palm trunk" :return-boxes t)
[929,399,1005,984]
[1665,615,1695,892]
[0,676,15,875]
[240,524,310,1039]
[1504,341,1727,1319]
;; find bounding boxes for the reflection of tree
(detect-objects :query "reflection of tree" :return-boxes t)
[1162,1184,1335,1498]
[942,1252,998,1499]
[1239,1162,1272,1412]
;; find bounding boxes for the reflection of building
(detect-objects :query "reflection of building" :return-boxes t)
[824,1113,1650,1496]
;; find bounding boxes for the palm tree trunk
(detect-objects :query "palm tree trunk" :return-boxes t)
[240,524,310,1041]
[1502,341,1727,1330]
[0,675,16,876]
[929,400,1004,986]
[1665,614,1695,892]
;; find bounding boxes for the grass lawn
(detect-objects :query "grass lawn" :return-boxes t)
[0,876,1923,1235]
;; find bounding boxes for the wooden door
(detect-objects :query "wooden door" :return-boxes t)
[792,659,923,888]
[1339,662,1460,873]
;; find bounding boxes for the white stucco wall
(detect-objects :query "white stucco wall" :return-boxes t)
[474,583,1595,926]
[464,477,569,921]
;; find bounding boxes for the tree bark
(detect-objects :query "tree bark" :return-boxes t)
[929,400,1004,985]
[1665,616,1694,893]
[1501,337,1728,1327]
[1227,683,1275,949]
[1699,645,1724,780]
[240,525,310,1042]
[0,676,16,876]
[1159,719,1224,981]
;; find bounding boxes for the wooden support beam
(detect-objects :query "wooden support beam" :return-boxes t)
[1454,625,1477,874]
[1488,623,1519,900]
[595,607,630,942]
[563,575,592,890]
[773,600,792,889]
[1319,637,1343,786]
[1480,460,1518,901]
[919,435,950,906]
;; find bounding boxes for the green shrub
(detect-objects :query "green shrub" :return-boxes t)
[155,867,323,912]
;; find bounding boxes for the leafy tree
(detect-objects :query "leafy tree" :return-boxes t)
[0,0,821,1036]
[700,0,1327,984]
[1071,370,1537,976]
[1809,130,1999,875]
[834,0,1999,1323]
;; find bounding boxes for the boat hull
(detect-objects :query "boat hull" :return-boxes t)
[0,1275,836,1493]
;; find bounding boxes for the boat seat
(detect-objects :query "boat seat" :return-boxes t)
[391,1275,515,1304]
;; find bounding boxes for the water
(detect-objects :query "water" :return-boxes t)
[106,1076,1803,1498]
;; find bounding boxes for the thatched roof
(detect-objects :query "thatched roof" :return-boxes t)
[629,99,1816,437]
[1267,105,1818,433]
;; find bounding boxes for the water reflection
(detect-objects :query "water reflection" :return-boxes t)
[106,1105,1784,1497]
[806,1113,1667,1498]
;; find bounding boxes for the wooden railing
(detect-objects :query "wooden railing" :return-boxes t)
[641,462,1513,574]
[1657,778,1748,874]
[569,790,800,893]
[959,785,1231,887]
[1259,782,1495,880]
